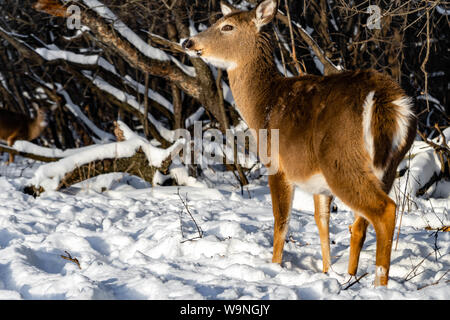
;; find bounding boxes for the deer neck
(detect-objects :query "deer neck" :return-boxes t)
[227,34,281,131]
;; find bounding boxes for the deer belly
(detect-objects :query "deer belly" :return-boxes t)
[294,174,332,196]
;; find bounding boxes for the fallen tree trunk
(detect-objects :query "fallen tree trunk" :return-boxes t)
[55,146,171,191]
[23,147,171,197]
[23,121,178,196]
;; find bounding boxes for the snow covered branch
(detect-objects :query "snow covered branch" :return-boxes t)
[27,121,184,192]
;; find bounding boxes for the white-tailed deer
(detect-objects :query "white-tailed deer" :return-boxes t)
[0,103,47,164]
[183,0,416,286]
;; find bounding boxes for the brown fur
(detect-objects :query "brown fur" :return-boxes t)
[33,0,69,17]
[185,0,417,286]
[0,107,47,163]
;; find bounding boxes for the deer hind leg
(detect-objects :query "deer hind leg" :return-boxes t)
[342,186,396,286]
[346,190,396,286]
[320,154,397,286]
[313,194,332,273]
[371,200,396,286]
[7,153,14,164]
[269,171,294,264]
[348,214,369,276]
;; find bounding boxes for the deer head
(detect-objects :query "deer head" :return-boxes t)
[182,0,278,71]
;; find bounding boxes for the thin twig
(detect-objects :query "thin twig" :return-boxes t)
[273,27,287,76]
[395,150,412,251]
[343,273,369,290]
[420,8,431,112]
[403,251,433,282]
[177,188,203,242]
[417,270,449,290]
[284,0,302,75]
[417,130,450,153]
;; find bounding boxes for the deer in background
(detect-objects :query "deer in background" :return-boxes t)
[0,103,47,164]
[183,0,417,286]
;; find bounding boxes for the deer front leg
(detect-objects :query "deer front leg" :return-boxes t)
[7,153,14,165]
[313,194,332,273]
[268,171,294,264]
[6,134,18,165]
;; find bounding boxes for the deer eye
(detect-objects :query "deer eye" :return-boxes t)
[221,25,234,32]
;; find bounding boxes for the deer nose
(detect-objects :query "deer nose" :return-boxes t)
[182,39,194,49]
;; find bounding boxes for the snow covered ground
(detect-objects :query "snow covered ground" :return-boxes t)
[0,156,448,300]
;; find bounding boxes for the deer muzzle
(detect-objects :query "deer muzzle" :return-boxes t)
[182,38,203,57]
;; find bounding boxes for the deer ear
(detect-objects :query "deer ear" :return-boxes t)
[254,0,278,28]
[220,1,236,16]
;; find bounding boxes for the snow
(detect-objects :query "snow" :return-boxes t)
[35,47,99,65]
[395,128,450,198]
[10,141,96,158]
[0,147,448,300]
[169,56,197,78]
[185,107,205,128]
[416,93,446,112]
[0,72,10,94]
[436,5,450,15]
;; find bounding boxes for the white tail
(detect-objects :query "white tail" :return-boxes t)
[183,0,417,286]
[0,103,47,164]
